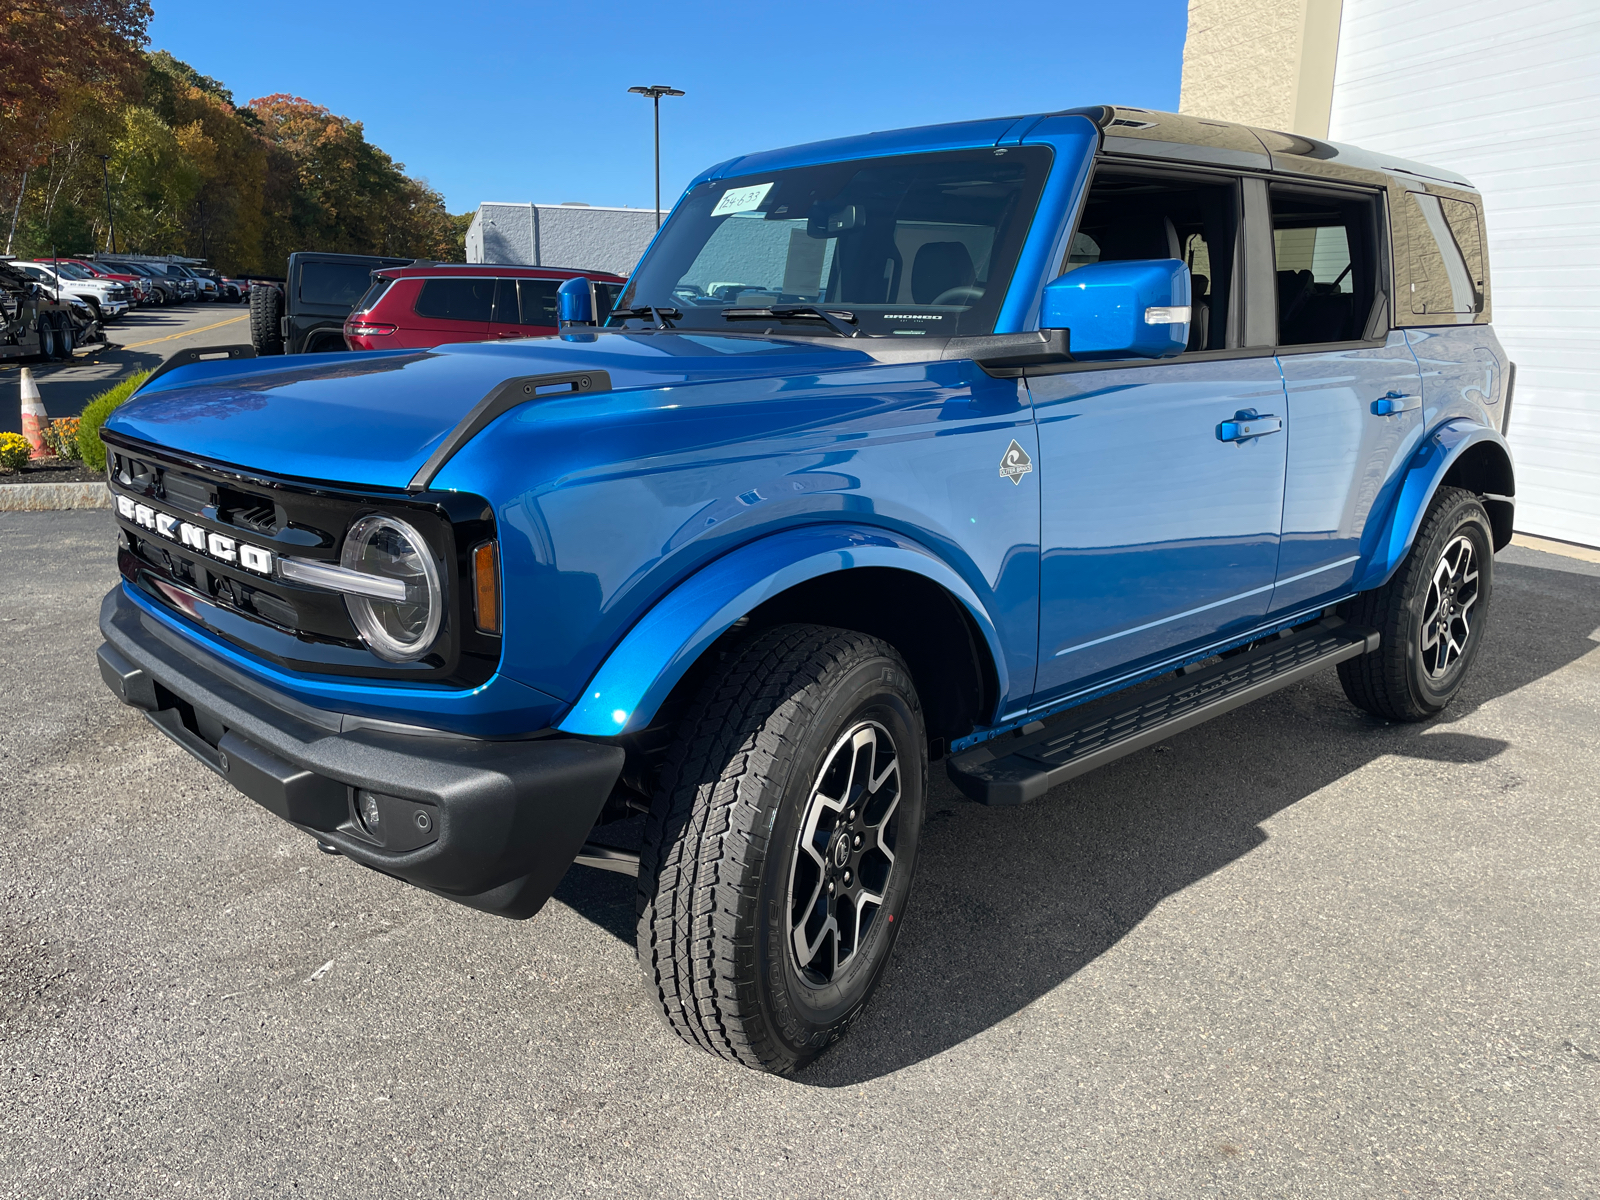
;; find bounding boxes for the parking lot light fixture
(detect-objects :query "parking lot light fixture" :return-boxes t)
[628,85,685,230]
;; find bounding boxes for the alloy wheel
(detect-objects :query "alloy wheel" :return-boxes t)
[1420,534,1478,679]
[786,720,902,985]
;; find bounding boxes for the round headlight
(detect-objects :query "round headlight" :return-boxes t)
[340,515,443,662]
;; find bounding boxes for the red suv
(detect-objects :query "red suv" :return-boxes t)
[343,263,626,351]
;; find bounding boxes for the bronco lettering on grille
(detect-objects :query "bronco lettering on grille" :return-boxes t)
[114,492,274,576]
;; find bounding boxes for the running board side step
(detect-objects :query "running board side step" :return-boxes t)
[948,618,1379,806]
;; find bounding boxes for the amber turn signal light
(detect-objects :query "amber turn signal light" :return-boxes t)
[472,541,500,634]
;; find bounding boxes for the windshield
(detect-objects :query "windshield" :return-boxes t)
[618,146,1051,338]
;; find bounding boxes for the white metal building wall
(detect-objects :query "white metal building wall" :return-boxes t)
[1328,0,1600,546]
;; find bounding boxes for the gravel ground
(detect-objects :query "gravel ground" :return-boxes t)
[1,509,1595,1199]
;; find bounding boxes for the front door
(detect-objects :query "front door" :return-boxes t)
[1029,358,1289,705]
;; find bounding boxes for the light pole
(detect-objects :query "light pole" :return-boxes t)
[627,84,684,230]
[99,154,117,254]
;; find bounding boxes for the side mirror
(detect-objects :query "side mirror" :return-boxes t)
[1041,259,1191,360]
[558,276,596,327]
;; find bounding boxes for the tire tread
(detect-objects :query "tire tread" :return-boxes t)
[636,624,906,1073]
[1338,485,1483,721]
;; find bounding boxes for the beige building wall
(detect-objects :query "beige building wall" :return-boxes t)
[1179,0,1344,136]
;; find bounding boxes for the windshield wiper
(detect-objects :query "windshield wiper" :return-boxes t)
[607,305,681,329]
[721,306,859,338]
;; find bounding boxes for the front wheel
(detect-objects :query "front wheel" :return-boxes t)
[1338,486,1494,721]
[637,624,926,1074]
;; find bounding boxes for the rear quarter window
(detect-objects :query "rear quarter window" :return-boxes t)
[352,277,394,314]
[1405,192,1486,317]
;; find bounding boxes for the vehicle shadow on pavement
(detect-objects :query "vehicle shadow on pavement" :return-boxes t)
[548,553,1598,1086]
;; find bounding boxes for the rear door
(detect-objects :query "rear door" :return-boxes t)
[1269,183,1423,613]
[411,276,494,345]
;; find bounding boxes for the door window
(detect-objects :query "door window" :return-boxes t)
[1066,169,1238,352]
[517,279,562,326]
[491,279,521,325]
[1269,186,1382,345]
[414,278,495,322]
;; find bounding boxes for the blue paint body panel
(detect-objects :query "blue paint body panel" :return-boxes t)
[104,107,1514,762]
[558,525,1011,736]
[1027,356,1289,705]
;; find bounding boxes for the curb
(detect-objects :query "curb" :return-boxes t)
[0,480,111,512]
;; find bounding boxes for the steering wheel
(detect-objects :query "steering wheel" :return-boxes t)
[931,285,985,306]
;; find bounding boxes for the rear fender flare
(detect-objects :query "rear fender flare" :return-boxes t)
[557,525,1009,736]
[1354,419,1514,592]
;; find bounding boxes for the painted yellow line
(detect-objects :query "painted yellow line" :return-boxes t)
[119,313,249,350]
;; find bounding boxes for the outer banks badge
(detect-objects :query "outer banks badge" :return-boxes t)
[999,439,1033,485]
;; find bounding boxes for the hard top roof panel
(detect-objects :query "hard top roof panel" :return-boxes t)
[690,104,1474,193]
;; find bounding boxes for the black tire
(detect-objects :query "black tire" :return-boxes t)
[55,317,74,359]
[37,318,56,360]
[637,624,927,1074]
[249,285,284,355]
[1338,485,1494,721]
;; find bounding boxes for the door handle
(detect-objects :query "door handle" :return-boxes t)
[1216,411,1283,442]
[1371,391,1417,416]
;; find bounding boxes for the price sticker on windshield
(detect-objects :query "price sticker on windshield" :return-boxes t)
[711,182,774,217]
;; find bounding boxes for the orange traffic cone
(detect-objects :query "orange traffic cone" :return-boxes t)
[19,367,48,460]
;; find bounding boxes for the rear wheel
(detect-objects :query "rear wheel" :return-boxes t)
[1338,486,1494,721]
[637,624,926,1074]
[37,318,56,360]
[55,317,74,359]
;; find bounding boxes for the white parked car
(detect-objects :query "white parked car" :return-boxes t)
[16,261,131,322]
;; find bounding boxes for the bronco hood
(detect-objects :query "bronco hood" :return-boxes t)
[107,333,880,490]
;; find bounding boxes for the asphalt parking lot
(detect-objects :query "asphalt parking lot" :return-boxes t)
[1,510,1595,1198]
[1,303,251,436]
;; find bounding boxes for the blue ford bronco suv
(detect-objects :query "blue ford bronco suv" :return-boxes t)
[97,106,1514,1074]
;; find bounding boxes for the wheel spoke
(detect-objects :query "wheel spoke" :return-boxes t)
[786,717,902,985]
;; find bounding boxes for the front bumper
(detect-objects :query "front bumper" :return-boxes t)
[98,587,624,919]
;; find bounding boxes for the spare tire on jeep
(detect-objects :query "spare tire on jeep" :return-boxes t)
[249,285,284,355]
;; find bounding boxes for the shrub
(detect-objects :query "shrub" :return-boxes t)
[78,370,150,472]
[41,417,82,461]
[0,431,32,472]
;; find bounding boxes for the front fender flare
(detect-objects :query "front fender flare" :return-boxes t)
[1354,418,1513,592]
[557,525,1009,737]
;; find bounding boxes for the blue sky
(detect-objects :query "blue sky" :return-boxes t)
[149,1,1188,215]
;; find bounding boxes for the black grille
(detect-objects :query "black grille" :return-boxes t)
[104,431,501,687]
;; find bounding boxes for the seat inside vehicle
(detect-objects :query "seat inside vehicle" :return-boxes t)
[1269,186,1382,346]
[911,242,977,304]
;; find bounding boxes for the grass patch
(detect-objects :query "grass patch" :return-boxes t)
[77,371,151,472]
